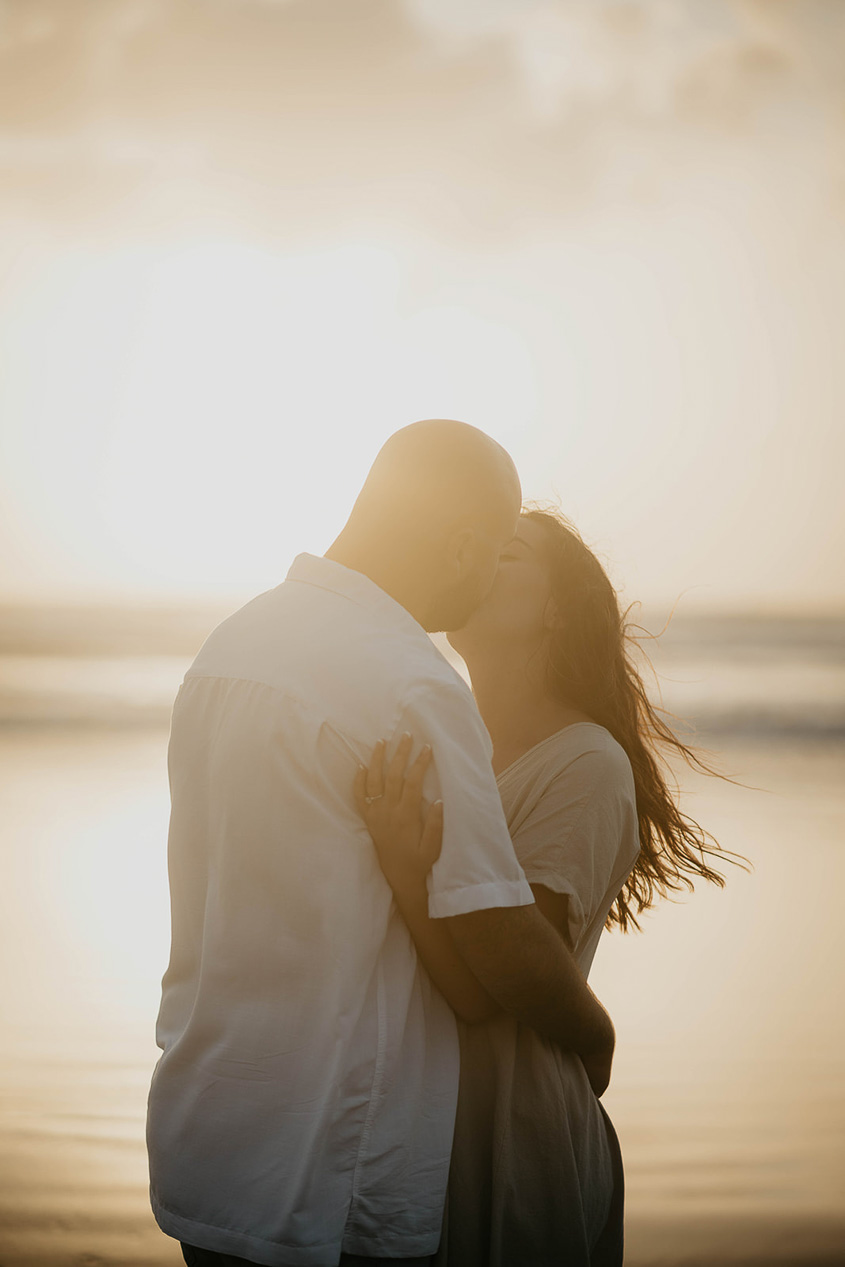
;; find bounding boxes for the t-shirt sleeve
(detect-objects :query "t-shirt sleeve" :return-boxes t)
[512,747,636,948]
[397,682,534,920]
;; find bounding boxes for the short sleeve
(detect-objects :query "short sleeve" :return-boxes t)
[397,682,534,920]
[511,747,636,949]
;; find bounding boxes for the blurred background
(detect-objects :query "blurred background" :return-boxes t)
[0,2,843,1264]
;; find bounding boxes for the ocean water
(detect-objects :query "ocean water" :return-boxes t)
[0,608,843,1265]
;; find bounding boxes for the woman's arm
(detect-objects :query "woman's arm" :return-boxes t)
[385,873,501,1025]
[530,885,573,950]
[476,884,611,1092]
[355,736,615,1093]
[354,735,499,1024]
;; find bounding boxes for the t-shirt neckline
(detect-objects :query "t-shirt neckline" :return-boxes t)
[495,722,609,783]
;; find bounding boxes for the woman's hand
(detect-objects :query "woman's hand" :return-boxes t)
[354,735,497,1024]
[354,733,443,894]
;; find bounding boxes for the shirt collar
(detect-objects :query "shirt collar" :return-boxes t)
[286,553,429,641]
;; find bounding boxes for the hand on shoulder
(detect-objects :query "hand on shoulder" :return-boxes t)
[354,733,443,893]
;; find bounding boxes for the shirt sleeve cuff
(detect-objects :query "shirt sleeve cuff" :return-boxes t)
[427,877,535,920]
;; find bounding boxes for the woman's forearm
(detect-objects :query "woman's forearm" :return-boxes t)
[445,903,615,1094]
[390,879,499,1024]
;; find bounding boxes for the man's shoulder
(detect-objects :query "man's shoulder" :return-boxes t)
[181,582,478,737]
[387,631,476,712]
[398,637,469,693]
[186,585,282,667]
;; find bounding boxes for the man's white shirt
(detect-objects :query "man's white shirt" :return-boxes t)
[147,553,533,1267]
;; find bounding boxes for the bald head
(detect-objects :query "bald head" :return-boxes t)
[327,420,521,631]
[350,419,519,537]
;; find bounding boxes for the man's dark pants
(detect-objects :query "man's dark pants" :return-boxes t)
[181,1243,432,1267]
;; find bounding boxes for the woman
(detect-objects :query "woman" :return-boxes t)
[355,509,740,1267]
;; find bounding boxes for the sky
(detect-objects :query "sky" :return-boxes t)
[0,0,843,612]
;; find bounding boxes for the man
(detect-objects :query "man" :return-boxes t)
[147,419,614,1267]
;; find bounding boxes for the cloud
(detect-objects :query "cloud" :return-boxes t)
[405,0,845,120]
[0,0,841,246]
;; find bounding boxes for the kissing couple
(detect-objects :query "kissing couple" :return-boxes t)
[148,419,727,1267]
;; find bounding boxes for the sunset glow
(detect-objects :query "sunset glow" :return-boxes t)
[1,6,844,1264]
[2,238,544,598]
[1,1,844,610]
[2,219,843,608]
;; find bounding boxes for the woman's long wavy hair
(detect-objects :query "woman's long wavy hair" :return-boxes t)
[523,508,747,932]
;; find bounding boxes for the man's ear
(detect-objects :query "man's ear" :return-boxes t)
[446,527,476,580]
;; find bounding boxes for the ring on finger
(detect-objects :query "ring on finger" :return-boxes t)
[364,793,383,805]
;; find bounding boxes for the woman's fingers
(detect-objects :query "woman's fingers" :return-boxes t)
[365,739,386,800]
[400,744,432,809]
[356,735,440,883]
[353,764,369,815]
[384,732,413,803]
[362,733,433,812]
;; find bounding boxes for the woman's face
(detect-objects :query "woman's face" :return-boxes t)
[448,517,554,661]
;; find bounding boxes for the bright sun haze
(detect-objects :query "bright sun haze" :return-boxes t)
[0,1,844,612]
[1,6,844,1267]
[2,222,843,612]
